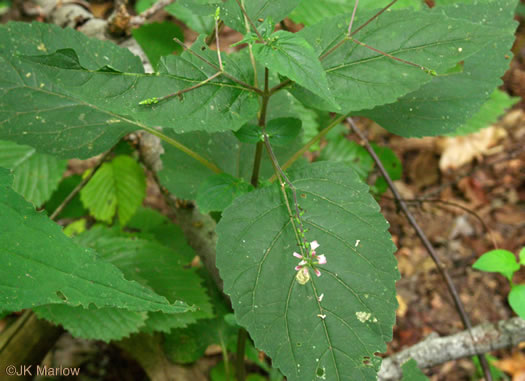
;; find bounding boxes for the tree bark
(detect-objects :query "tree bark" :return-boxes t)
[378,317,525,381]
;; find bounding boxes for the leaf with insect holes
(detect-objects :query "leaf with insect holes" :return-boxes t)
[363,0,518,137]
[0,168,192,314]
[80,155,146,226]
[0,22,259,158]
[0,140,67,206]
[473,249,520,281]
[292,7,506,114]
[216,161,399,381]
[290,0,421,27]
[253,31,338,110]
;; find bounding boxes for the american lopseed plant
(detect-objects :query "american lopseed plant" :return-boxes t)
[0,0,518,380]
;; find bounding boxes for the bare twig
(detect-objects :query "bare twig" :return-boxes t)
[378,317,525,381]
[130,0,176,26]
[347,117,493,381]
[382,196,498,249]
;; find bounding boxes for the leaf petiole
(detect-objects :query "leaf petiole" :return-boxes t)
[139,71,222,105]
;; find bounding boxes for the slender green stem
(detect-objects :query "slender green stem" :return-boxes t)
[219,334,231,381]
[262,129,308,254]
[318,0,399,62]
[268,113,348,183]
[267,149,306,257]
[251,142,263,187]
[269,78,291,95]
[148,71,222,103]
[215,16,224,71]
[235,328,247,381]
[234,0,264,41]
[250,68,270,187]
[269,0,407,95]
[173,37,263,95]
[174,36,217,68]
[350,37,434,73]
[140,125,222,174]
[241,0,258,88]
[319,37,350,61]
[347,0,360,35]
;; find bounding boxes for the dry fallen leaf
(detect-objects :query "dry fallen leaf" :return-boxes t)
[438,126,507,171]
[396,294,408,317]
[493,351,525,381]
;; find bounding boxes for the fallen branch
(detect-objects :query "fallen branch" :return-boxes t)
[378,317,525,380]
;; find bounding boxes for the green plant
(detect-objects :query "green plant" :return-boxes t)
[0,0,519,379]
[473,248,525,319]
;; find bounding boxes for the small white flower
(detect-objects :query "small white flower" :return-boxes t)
[317,254,327,265]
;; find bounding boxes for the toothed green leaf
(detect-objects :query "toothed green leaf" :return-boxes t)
[80,155,146,226]
[0,168,191,314]
[0,23,258,158]
[0,140,67,206]
[363,0,518,136]
[293,7,506,115]
[216,162,399,381]
[253,31,338,109]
